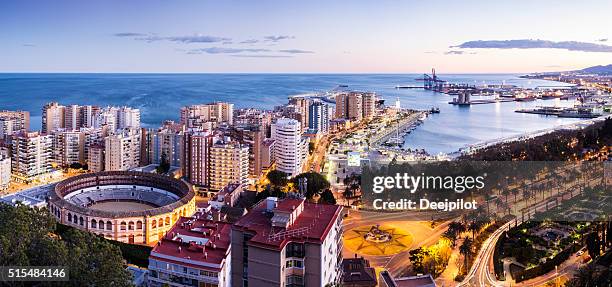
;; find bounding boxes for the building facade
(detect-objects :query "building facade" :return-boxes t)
[11,132,53,182]
[104,128,141,171]
[209,137,249,191]
[232,197,344,287]
[42,102,65,134]
[0,110,30,132]
[0,156,10,190]
[308,101,333,134]
[148,214,232,287]
[271,118,308,177]
[182,131,213,187]
[181,102,234,128]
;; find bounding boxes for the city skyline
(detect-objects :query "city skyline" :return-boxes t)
[1,0,612,73]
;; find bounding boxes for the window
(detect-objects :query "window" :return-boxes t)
[285,275,304,287]
[91,219,97,229]
[285,260,303,268]
[285,242,305,258]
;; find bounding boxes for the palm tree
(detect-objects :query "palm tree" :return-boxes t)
[468,221,481,240]
[459,237,473,273]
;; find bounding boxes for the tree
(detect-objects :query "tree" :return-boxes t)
[156,152,171,174]
[459,237,473,272]
[267,170,288,187]
[291,172,331,199]
[0,204,132,286]
[585,232,601,259]
[319,189,337,205]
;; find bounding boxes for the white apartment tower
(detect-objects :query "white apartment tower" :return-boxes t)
[271,118,308,177]
[0,156,10,190]
[11,132,53,181]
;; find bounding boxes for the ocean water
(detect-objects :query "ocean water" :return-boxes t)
[0,73,581,154]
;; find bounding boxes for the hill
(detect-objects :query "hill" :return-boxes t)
[579,64,612,75]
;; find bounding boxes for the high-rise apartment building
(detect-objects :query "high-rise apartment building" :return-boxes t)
[271,118,308,177]
[51,130,86,167]
[180,102,234,128]
[209,137,249,191]
[362,92,377,119]
[117,107,141,130]
[308,101,333,134]
[104,128,141,171]
[87,144,105,172]
[146,128,182,168]
[11,132,53,181]
[42,102,66,134]
[0,118,14,140]
[232,197,344,287]
[335,92,376,121]
[0,156,10,190]
[0,110,30,133]
[182,130,213,187]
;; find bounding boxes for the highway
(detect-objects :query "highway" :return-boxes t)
[458,174,602,287]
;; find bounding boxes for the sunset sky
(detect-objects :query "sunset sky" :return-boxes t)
[2,0,612,73]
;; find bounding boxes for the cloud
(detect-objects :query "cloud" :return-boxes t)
[113,32,146,37]
[452,39,612,53]
[22,44,36,47]
[445,50,465,55]
[264,35,294,42]
[164,35,230,43]
[279,49,314,54]
[188,47,271,54]
[115,32,230,44]
[598,38,608,42]
[230,55,293,58]
[240,39,259,44]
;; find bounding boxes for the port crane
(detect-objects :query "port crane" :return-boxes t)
[416,68,447,92]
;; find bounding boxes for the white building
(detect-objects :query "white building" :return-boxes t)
[0,118,14,140]
[104,128,141,171]
[308,101,333,134]
[94,107,118,132]
[180,102,234,128]
[0,156,10,190]
[271,118,308,177]
[51,130,86,167]
[11,132,53,182]
[117,107,141,130]
[42,102,65,134]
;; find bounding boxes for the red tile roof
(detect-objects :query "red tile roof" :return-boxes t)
[233,199,342,250]
[150,215,231,271]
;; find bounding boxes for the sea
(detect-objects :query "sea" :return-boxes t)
[0,73,582,154]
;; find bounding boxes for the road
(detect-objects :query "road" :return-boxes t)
[458,174,602,287]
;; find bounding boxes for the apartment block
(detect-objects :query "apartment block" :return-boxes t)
[11,132,53,181]
[182,130,214,187]
[148,214,232,287]
[104,128,141,171]
[0,110,30,132]
[232,197,344,287]
[271,118,308,177]
[180,102,234,128]
[209,137,249,191]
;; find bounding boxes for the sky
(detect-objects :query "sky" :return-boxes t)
[1,0,612,73]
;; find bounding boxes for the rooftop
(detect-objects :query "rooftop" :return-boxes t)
[233,197,342,251]
[150,214,232,271]
[342,257,377,286]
